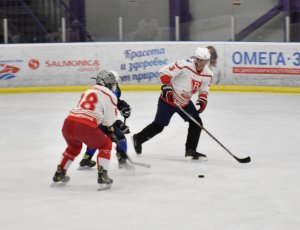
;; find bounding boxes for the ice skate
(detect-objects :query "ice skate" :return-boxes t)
[118,159,135,171]
[116,152,135,171]
[97,166,113,191]
[132,134,142,154]
[118,158,135,175]
[79,153,96,168]
[185,149,207,161]
[52,165,70,184]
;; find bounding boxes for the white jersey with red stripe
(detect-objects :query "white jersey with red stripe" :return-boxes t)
[160,58,213,107]
[67,85,119,127]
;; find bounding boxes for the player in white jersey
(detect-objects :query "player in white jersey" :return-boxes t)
[52,70,125,190]
[133,47,213,160]
[78,71,134,172]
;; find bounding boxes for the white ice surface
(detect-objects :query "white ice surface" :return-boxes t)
[0,91,299,230]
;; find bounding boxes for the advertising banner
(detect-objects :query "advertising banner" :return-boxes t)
[0,42,299,87]
[225,42,300,86]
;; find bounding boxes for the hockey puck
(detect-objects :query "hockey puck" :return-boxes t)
[198,174,204,178]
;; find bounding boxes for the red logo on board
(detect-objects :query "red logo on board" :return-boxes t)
[28,59,40,70]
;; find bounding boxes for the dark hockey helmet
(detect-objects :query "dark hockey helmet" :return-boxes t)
[92,70,119,90]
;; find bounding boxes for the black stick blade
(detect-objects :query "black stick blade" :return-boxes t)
[235,156,251,163]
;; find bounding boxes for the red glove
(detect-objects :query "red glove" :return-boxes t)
[161,85,173,102]
[196,93,207,113]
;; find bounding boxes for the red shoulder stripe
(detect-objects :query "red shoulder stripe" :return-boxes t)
[175,62,212,78]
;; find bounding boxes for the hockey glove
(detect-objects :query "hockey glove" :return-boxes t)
[117,99,131,118]
[196,93,208,113]
[99,124,111,135]
[161,84,173,102]
[113,120,130,134]
[99,125,117,143]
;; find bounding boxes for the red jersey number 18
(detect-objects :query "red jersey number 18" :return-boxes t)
[79,92,98,111]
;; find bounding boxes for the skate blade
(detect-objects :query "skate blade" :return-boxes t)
[50,181,69,187]
[198,156,208,162]
[185,156,208,162]
[77,166,95,171]
[97,184,112,191]
[185,156,193,162]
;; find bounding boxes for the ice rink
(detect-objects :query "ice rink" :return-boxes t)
[0,91,299,230]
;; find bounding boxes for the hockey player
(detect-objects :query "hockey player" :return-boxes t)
[52,70,127,190]
[132,47,213,160]
[79,71,134,171]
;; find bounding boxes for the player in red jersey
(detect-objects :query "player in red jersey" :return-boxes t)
[52,70,126,190]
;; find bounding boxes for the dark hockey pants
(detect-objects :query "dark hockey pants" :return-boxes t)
[135,97,202,151]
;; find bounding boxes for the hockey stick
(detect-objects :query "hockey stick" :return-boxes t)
[127,156,151,168]
[177,104,251,163]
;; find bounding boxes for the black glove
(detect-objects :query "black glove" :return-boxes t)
[161,84,173,102]
[99,124,110,135]
[117,99,131,118]
[113,120,130,134]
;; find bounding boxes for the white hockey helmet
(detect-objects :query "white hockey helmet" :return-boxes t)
[92,70,118,90]
[194,47,211,60]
